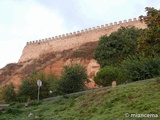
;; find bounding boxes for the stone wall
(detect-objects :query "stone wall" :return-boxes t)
[19,18,147,63]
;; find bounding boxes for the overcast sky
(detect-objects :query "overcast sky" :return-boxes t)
[0,0,160,68]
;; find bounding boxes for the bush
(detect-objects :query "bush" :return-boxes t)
[18,80,37,101]
[2,83,17,103]
[49,78,61,96]
[9,102,22,108]
[59,64,88,94]
[5,107,22,115]
[94,66,127,87]
[121,55,160,82]
[5,102,22,115]
[17,72,58,101]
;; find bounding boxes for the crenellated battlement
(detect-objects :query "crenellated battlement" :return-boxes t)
[19,17,147,63]
[26,18,140,45]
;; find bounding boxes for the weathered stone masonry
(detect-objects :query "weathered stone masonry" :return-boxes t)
[19,18,147,63]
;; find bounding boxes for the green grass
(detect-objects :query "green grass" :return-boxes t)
[0,78,160,120]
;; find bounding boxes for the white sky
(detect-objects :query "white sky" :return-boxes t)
[0,0,160,68]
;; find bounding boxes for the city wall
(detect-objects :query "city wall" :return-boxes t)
[19,18,147,63]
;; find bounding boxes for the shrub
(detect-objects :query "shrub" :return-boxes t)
[5,102,22,115]
[121,55,160,82]
[5,107,22,115]
[49,77,61,96]
[9,102,22,108]
[18,72,58,101]
[18,80,37,101]
[2,83,17,103]
[94,66,127,87]
[59,64,88,94]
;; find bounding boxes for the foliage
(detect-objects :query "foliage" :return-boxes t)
[18,72,58,101]
[2,83,16,103]
[0,78,159,119]
[94,27,145,67]
[121,55,160,82]
[137,7,160,56]
[94,66,127,87]
[18,80,37,101]
[59,64,88,94]
[17,64,88,101]
[41,73,59,98]
[48,75,61,96]
[5,102,22,115]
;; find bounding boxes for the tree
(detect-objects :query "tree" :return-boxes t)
[94,27,145,68]
[94,66,126,87]
[18,72,58,101]
[137,7,160,56]
[121,55,160,82]
[2,83,16,103]
[18,80,37,101]
[59,64,88,94]
[47,73,60,96]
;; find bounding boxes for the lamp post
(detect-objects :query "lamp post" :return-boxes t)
[37,79,42,103]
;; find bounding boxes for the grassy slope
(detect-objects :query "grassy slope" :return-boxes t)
[0,78,160,120]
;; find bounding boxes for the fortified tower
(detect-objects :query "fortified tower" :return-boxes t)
[19,18,147,63]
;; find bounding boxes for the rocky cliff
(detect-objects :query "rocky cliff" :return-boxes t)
[0,42,100,90]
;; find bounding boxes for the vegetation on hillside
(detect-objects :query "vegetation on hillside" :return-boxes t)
[121,55,160,82]
[2,83,16,103]
[1,7,160,107]
[137,7,160,56]
[59,64,88,94]
[18,72,58,101]
[0,78,160,119]
[94,7,160,87]
[94,66,126,87]
[94,26,145,67]
[0,7,160,120]
[2,64,88,103]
